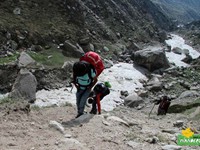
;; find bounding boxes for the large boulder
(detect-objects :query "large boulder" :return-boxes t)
[33,68,70,90]
[132,49,170,72]
[181,54,193,64]
[126,42,140,55]
[145,76,164,92]
[62,41,84,58]
[62,61,74,72]
[9,68,37,103]
[18,51,36,68]
[168,91,200,113]
[172,47,182,55]
[78,37,94,52]
[124,93,144,108]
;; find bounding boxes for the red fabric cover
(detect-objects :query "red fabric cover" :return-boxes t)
[80,51,104,77]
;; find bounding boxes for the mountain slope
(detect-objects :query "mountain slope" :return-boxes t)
[0,0,172,55]
[151,0,200,23]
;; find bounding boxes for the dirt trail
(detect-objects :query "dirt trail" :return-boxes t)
[0,102,199,150]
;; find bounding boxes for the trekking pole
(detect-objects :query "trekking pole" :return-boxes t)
[148,103,156,118]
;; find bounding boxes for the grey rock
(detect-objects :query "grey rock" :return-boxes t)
[103,59,113,68]
[179,90,199,99]
[60,138,89,150]
[103,46,109,52]
[126,141,140,148]
[62,41,84,58]
[49,120,65,134]
[161,145,182,150]
[13,7,21,15]
[62,61,74,72]
[173,120,184,128]
[18,52,36,68]
[9,68,37,103]
[172,47,182,55]
[107,116,129,127]
[162,129,179,134]
[124,93,144,108]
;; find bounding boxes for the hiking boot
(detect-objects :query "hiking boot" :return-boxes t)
[89,110,97,114]
[75,113,83,118]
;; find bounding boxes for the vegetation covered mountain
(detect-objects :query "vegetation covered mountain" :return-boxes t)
[0,1,200,150]
[151,0,200,23]
[0,0,173,60]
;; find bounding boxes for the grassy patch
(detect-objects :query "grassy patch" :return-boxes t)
[195,98,200,103]
[184,107,196,115]
[0,48,76,68]
[27,48,77,68]
[0,97,15,105]
[0,53,19,64]
[30,105,41,111]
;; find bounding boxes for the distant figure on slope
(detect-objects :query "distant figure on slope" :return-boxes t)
[155,95,171,115]
[72,61,97,118]
[87,82,111,114]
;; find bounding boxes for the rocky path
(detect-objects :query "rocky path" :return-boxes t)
[0,102,199,150]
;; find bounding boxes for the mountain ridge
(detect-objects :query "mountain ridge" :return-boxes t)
[151,0,200,23]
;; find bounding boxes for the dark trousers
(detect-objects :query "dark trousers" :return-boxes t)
[91,97,97,113]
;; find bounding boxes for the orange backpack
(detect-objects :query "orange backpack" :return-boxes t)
[80,51,104,77]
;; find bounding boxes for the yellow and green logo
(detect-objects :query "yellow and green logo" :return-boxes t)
[177,128,200,146]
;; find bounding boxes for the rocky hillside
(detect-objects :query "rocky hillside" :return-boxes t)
[0,0,174,93]
[176,20,200,51]
[0,0,173,59]
[151,0,200,24]
[0,65,200,149]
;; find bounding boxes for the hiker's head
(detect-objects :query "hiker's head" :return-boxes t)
[73,61,88,76]
[104,81,111,88]
[162,95,171,101]
[94,83,104,93]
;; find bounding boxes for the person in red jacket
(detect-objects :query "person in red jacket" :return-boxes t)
[87,82,111,114]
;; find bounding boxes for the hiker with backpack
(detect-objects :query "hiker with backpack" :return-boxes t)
[148,95,171,118]
[72,51,105,118]
[156,95,171,115]
[72,61,98,118]
[87,82,111,115]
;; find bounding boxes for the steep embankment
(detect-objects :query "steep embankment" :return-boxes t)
[151,0,200,23]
